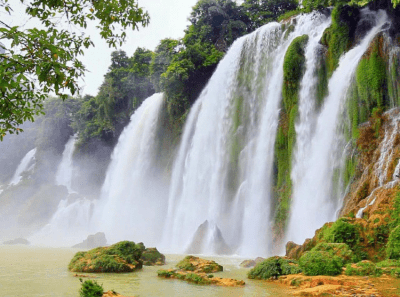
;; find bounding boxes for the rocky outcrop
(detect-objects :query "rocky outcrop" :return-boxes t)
[140,247,165,266]
[176,255,223,273]
[240,257,265,268]
[157,255,245,287]
[185,220,232,255]
[3,238,29,245]
[72,232,107,249]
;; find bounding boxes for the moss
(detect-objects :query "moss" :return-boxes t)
[345,261,382,276]
[273,35,308,235]
[248,256,301,280]
[299,250,343,276]
[185,273,212,285]
[387,225,400,259]
[176,256,223,273]
[355,36,388,113]
[322,5,360,76]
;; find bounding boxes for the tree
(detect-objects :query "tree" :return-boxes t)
[0,0,150,139]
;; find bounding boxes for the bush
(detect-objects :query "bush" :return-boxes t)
[387,225,400,259]
[299,251,343,276]
[323,218,359,248]
[376,259,400,268]
[248,256,301,280]
[345,261,382,277]
[79,280,103,297]
[312,242,354,264]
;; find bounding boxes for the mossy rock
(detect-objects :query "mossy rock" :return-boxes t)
[345,260,382,277]
[248,256,301,280]
[386,225,400,259]
[299,250,343,276]
[157,269,245,286]
[68,241,145,273]
[140,247,165,266]
[176,256,223,273]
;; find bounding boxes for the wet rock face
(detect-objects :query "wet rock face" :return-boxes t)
[185,220,233,255]
[72,232,107,249]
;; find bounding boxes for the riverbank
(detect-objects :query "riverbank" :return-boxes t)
[266,273,400,296]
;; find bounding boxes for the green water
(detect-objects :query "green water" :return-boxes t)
[0,246,290,296]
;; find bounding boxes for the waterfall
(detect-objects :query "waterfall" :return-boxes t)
[29,198,95,247]
[287,9,389,244]
[9,148,36,185]
[55,134,77,192]
[92,93,166,246]
[163,12,331,257]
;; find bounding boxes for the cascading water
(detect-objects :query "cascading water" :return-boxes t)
[287,9,389,244]
[9,148,36,185]
[91,93,166,246]
[163,12,332,257]
[55,134,77,192]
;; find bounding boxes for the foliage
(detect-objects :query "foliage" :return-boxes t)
[376,259,400,267]
[161,0,251,121]
[242,0,298,30]
[0,0,149,138]
[345,261,382,276]
[386,225,400,259]
[248,256,301,280]
[323,218,359,248]
[79,280,103,297]
[312,243,354,264]
[299,250,344,276]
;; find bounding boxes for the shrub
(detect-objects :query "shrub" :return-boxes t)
[312,242,354,264]
[248,256,301,280]
[345,261,382,277]
[376,259,400,268]
[323,218,359,247]
[79,280,103,297]
[299,250,343,276]
[386,225,400,259]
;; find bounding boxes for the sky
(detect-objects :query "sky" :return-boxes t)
[82,0,199,95]
[1,0,199,96]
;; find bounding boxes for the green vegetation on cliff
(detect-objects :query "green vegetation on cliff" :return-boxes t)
[273,34,308,235]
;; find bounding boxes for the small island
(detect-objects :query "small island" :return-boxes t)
[69,241,165,273]
[157,255,245,287]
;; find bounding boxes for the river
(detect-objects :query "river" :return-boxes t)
[0,246,290,296]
